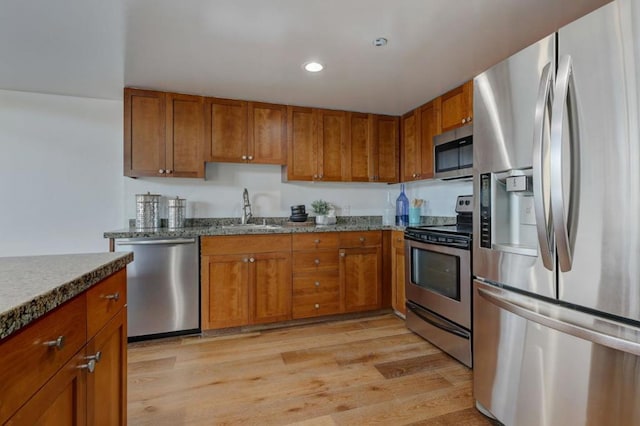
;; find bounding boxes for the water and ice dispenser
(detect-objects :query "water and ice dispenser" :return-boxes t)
[480,169,537,256]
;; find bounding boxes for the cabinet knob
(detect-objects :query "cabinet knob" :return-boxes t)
[359,237,366,242]
[248,155,253,160]
[467,116,472,122]
[314,281,320,287]
[158,169,165,174]
[314,259,320,265]
[78,359,96,373]
[44,335,65,350]
[242,155,247,160]
[319,174,323,179]
[103,292,120,302]
[249,257,255,263]
[462,118,467,124]
[166,169,173,174]
[86,351,102,363]
[313,174,318,179]
[314,239,320,244]
[314,303,320,309]
[243,258,249,263]
[340,252,346,257]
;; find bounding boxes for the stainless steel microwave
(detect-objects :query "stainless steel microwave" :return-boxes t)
[433,124,473,180]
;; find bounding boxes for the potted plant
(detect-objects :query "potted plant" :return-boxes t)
[311,199,331,225]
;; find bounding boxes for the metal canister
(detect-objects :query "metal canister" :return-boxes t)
[135,192,161,229]
[167,197,186,229]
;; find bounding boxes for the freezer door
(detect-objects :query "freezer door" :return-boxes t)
[473,34,555,298]
[473,280,640,426]
[555,1,640,321]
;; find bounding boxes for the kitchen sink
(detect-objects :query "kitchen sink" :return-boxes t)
[221,224,282,230]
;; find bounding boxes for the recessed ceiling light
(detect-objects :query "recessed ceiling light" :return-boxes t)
[373,37,388,47]
[304,61,324,72]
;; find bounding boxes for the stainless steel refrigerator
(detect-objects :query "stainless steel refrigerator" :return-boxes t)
[472,1,640,424]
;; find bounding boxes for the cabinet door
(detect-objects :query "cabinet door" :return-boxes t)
[391,231,407,315]
[250,251,292,324]
[418,99,441,180]
[317,109,346,181]
[373,115,399,183]
[345,112,370,182]
[440,81,473,132]
[340,247,382,312]
[124,88,166,177]
[202,254,250,329]
[287,106,317,180]
[205,97,248,163]
[248,102,286,164]
[86,308,127,426]
[166,93,205,178]
[401,109,420,181]
[6,351,87,425]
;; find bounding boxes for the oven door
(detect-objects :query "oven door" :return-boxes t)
[405,238,471,329]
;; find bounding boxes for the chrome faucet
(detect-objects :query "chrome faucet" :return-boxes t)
[241,188,252,224]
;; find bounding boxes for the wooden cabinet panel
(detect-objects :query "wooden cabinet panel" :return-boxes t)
[341,246,382,312]
[401,109,420,181]
[0,295,87,423]
[292,232,339,251]
[287,106,317,180]
[166,93,205,177]
[203,254,250,329]
[418,98,441,180]
[6,351,87,425]
[292,275,341,319]
[391,230,407,315]
[205,97,248,163]
[374,115,400,183]
[317,109,346,181]
[339,231,382,248]
[124,88,166,177]
[86,268,126,337]
[345,112,370,182]
[248,102,286,164]
[251,252,292,324]
[440,80,473,133]
[292,251,339,274]
[86,308,127,426]
[202,234,291,256]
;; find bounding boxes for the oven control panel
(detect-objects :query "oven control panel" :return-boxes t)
[405,230,471,250]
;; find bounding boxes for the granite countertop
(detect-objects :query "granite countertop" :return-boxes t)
[0,252,133,340]
[104,216,454,239]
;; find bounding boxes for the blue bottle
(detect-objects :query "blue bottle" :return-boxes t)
[395,184,409,226]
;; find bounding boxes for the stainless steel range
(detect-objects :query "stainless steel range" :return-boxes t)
[404,195,473,367]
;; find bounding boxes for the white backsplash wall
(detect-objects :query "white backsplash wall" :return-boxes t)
[123,163,473,223]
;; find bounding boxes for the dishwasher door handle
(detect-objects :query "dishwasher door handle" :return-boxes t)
[116,238,196,246]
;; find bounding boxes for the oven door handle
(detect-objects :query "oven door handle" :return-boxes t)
[406,302,470,340]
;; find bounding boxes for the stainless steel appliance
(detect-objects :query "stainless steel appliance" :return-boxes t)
[404,195,473,367]
[115,237,200,341]
[473,1,640,424]
[433,124,473,180]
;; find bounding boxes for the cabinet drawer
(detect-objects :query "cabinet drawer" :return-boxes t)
[293,275,340,295]
[391,230,405,249]
[202,234,292,255]
[293,251,339,273]
[339,231,382,248]
[292,233,339,251]
[0,295,87,423]
[293,293,341,319]
[87,269,127,337]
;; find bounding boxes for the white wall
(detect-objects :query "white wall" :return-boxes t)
[0,89,123,256]
[123,163,472,222]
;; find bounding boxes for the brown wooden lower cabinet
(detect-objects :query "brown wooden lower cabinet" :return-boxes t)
[391,230,407,315]
[1,269,127,425]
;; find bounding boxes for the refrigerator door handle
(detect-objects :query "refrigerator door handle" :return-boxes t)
[532,62,554,271]
[550,54,581,272]
[477,286,640,356]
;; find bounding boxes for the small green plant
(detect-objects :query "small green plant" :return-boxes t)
[311,199,330,215]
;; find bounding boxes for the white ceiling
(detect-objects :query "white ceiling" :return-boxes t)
[1,0,609,115]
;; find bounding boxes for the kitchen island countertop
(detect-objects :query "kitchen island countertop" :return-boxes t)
[0,252,133,340]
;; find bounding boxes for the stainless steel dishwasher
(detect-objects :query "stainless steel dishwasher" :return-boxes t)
[115,237,200,341]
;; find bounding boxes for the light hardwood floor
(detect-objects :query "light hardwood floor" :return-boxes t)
[128,314,493,425]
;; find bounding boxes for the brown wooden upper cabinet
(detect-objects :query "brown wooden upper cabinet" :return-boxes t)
[440,80,473,132]
[124,88,205,178]
[401,98,441,181]
[286,107,347,181]
[205,98,286,165]
[345,113,399,183]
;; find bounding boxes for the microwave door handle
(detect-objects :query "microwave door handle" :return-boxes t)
[551,55,581,272]
[532,62,555,271]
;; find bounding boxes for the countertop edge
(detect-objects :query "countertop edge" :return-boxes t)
[0,252,133,341]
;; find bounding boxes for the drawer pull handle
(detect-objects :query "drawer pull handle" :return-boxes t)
[243,258,249,263]
[78,359,96,373]
[315,281,320,287]
[314,239,320,244]
[314,303,320,309]
[314,259,320,265]
[86,351,102,363]
[249,258,255,263]
[44,335,65,350]
[340,252,346,257]
[359,237,366,242]
[103,292,120,302]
